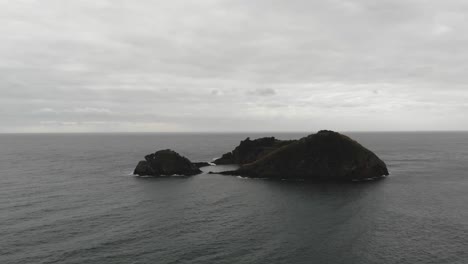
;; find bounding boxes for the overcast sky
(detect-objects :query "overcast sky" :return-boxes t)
[1,0,468,132]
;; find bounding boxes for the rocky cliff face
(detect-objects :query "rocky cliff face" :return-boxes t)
[213,137,294,165]
[218,131,389,181]
[133,149,202,176]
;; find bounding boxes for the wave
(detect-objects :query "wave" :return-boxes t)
[236,176,268,180]
[134,174,190,178]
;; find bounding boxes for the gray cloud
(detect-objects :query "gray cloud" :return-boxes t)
[248,88,276,96]
[0,0,468,132]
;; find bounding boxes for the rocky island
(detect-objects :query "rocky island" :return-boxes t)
[133,130,389,181]
[216,130,389,181]
[133,149,203,176]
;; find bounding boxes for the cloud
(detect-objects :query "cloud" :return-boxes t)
[34,107,112,114]
[433,24,452,35]
[72,107,112,114]
[248,88,276,96]
[0,0,468,132]
[36,108,57,113]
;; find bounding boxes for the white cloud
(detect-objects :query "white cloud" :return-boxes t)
[36,108,57,113]
[72,107,112,114]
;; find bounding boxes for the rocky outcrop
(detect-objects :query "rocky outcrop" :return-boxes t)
[213,137,294,165]
[217,130,389,181]
[133,149,202,176]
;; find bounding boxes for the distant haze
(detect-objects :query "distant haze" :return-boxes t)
[1,0,468,132]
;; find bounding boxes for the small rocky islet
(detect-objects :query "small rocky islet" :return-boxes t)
[133,130,389,181]
[133,149,203,176]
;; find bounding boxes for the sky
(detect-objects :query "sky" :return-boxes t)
[1,0,468,132]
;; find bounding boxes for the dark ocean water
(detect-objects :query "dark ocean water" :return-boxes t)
[1,132,467,264]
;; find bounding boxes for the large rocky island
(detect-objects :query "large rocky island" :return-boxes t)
[216,130,389,181]
[133,130,389,181]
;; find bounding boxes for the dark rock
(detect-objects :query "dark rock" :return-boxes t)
[213,137,294,165]
[218,130,389,181]
[133,149,202,176]
[134,160,151,176]
[213,152,235,165]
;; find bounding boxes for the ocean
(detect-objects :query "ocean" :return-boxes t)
[1,132,467,264]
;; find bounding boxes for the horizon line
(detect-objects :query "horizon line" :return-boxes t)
[1,130,468,135]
